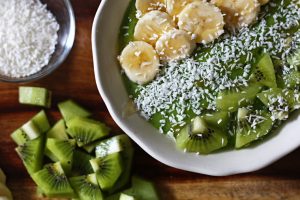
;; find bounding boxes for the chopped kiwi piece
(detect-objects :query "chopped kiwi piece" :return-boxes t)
[216,84,262,112]
[66,117,110,147]
[16,136,45,175]
[11,129,29,145]
[32,162,75,198]
[235,109,273,148]
[95,136,124,158]
[108,135,134,194]
[71,150,94,176]
[69,173,103,200]
[21,120,41,140]
[83,140,102,153]
[120,193,135,200]
[250,53,277,88]
[122,176,160,200]
[202,111,230,130]
[58,100,91,121]
[19,87,52,108]
[176,117,228,154]
[90,153,123,191]
[47,119,69,140]
[46,139,76,173]
[31,110,51,134]
[190,117,208,134]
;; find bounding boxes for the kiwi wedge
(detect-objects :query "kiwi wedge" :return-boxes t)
[95,136,124,158]
[11,129,29,146]
[66,117,110,147]
[216,84,262,112]
[108,135,134,194]
[250,53,277,88]
[90,152,123,191]
[235,108,273,148]
[19,86,52,108]
[69,173,103,200]
[202,111,230,130]
[71,149,94,176]
[122,176,160,200]
[58,100,91,122]
[32,162,75,198]
[16,136,45,175]
[176,117,228,154]
[47,119,68,140]
[46,139,76,173]
[31,110,51,134]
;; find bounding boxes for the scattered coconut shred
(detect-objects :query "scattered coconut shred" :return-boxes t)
[0,0,59,78]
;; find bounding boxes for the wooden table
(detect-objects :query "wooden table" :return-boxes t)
[0,0,300,199]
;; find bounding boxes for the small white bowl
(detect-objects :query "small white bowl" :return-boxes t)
[92,0,300,176]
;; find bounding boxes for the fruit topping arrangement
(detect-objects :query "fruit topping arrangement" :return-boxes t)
[11,87,160,200]
[118,0,268,85]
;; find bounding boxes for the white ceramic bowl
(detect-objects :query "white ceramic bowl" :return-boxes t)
[92,0,300,176]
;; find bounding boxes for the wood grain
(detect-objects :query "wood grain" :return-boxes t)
[0,0,299,199]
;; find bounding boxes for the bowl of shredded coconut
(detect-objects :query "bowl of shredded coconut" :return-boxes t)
[0,0,75,82]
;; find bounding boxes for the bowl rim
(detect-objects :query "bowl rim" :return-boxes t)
[0,0,76,83]
[92,0,300,176]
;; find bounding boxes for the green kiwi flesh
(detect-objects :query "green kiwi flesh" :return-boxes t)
[202,111,230,130]
[46,139,76,173]
[47,119,69,140]
[120,193,135,200]
[58,100,91,122]
[19,86,51,108]
[16,136,45,175]
[283,71,300,89]
[32,162,75,198]
[250,53,277,88]
[69,173,103,200]
[11,129,29,146]
[235,109,273,148]
[90,153,123,191]
[66,117,110,147]
[176,117,228,154]
[95,136,124,158]
[31,110,51,134]
[216,84,262,112]
[71,149,94,176]
[122,176,160,200]
[108,135,134,194]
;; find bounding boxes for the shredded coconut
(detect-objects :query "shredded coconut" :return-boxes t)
[0,0,59,78]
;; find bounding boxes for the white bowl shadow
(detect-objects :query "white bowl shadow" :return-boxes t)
[92,0,300,176]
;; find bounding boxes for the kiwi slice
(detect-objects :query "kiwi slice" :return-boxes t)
[66,117,110,147]
[108,135,134,194]
[122,176,160,200]
[95,136,124,158]
[202,111,230,130]
[90,153,123,191]
[71,149,94,176]
[58,100,91,122]
[32,162,75,198]
[176,117,228,154]
[11,129,29,146]
[16,136,44,175]
[235,108,273,148]
[19,87,52,108]
[69,173,103,200]
[120,193,135,200]
[46,139,76,173]
[47,119,69,140]
[31,110,51,134]
[216,84,262,112]
[250,53,277,88]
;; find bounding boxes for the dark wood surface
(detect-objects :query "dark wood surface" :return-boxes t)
[0,0,300,199]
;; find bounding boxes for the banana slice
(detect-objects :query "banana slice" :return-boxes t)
[0,183,12,200]
[0,169,5,184]
[258,0,269,5]
[136,0,166,15]
[177,1,224,44]
[165,0,198,17]
[155,29,196,61]
[134,10,176,46]
[119,41,160,85]
[211,0,260,28]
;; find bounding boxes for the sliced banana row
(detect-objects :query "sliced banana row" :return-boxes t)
[0,169,12,200]
[119,0,270,84]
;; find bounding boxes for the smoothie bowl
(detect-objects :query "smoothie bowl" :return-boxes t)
[92,0,300,175]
